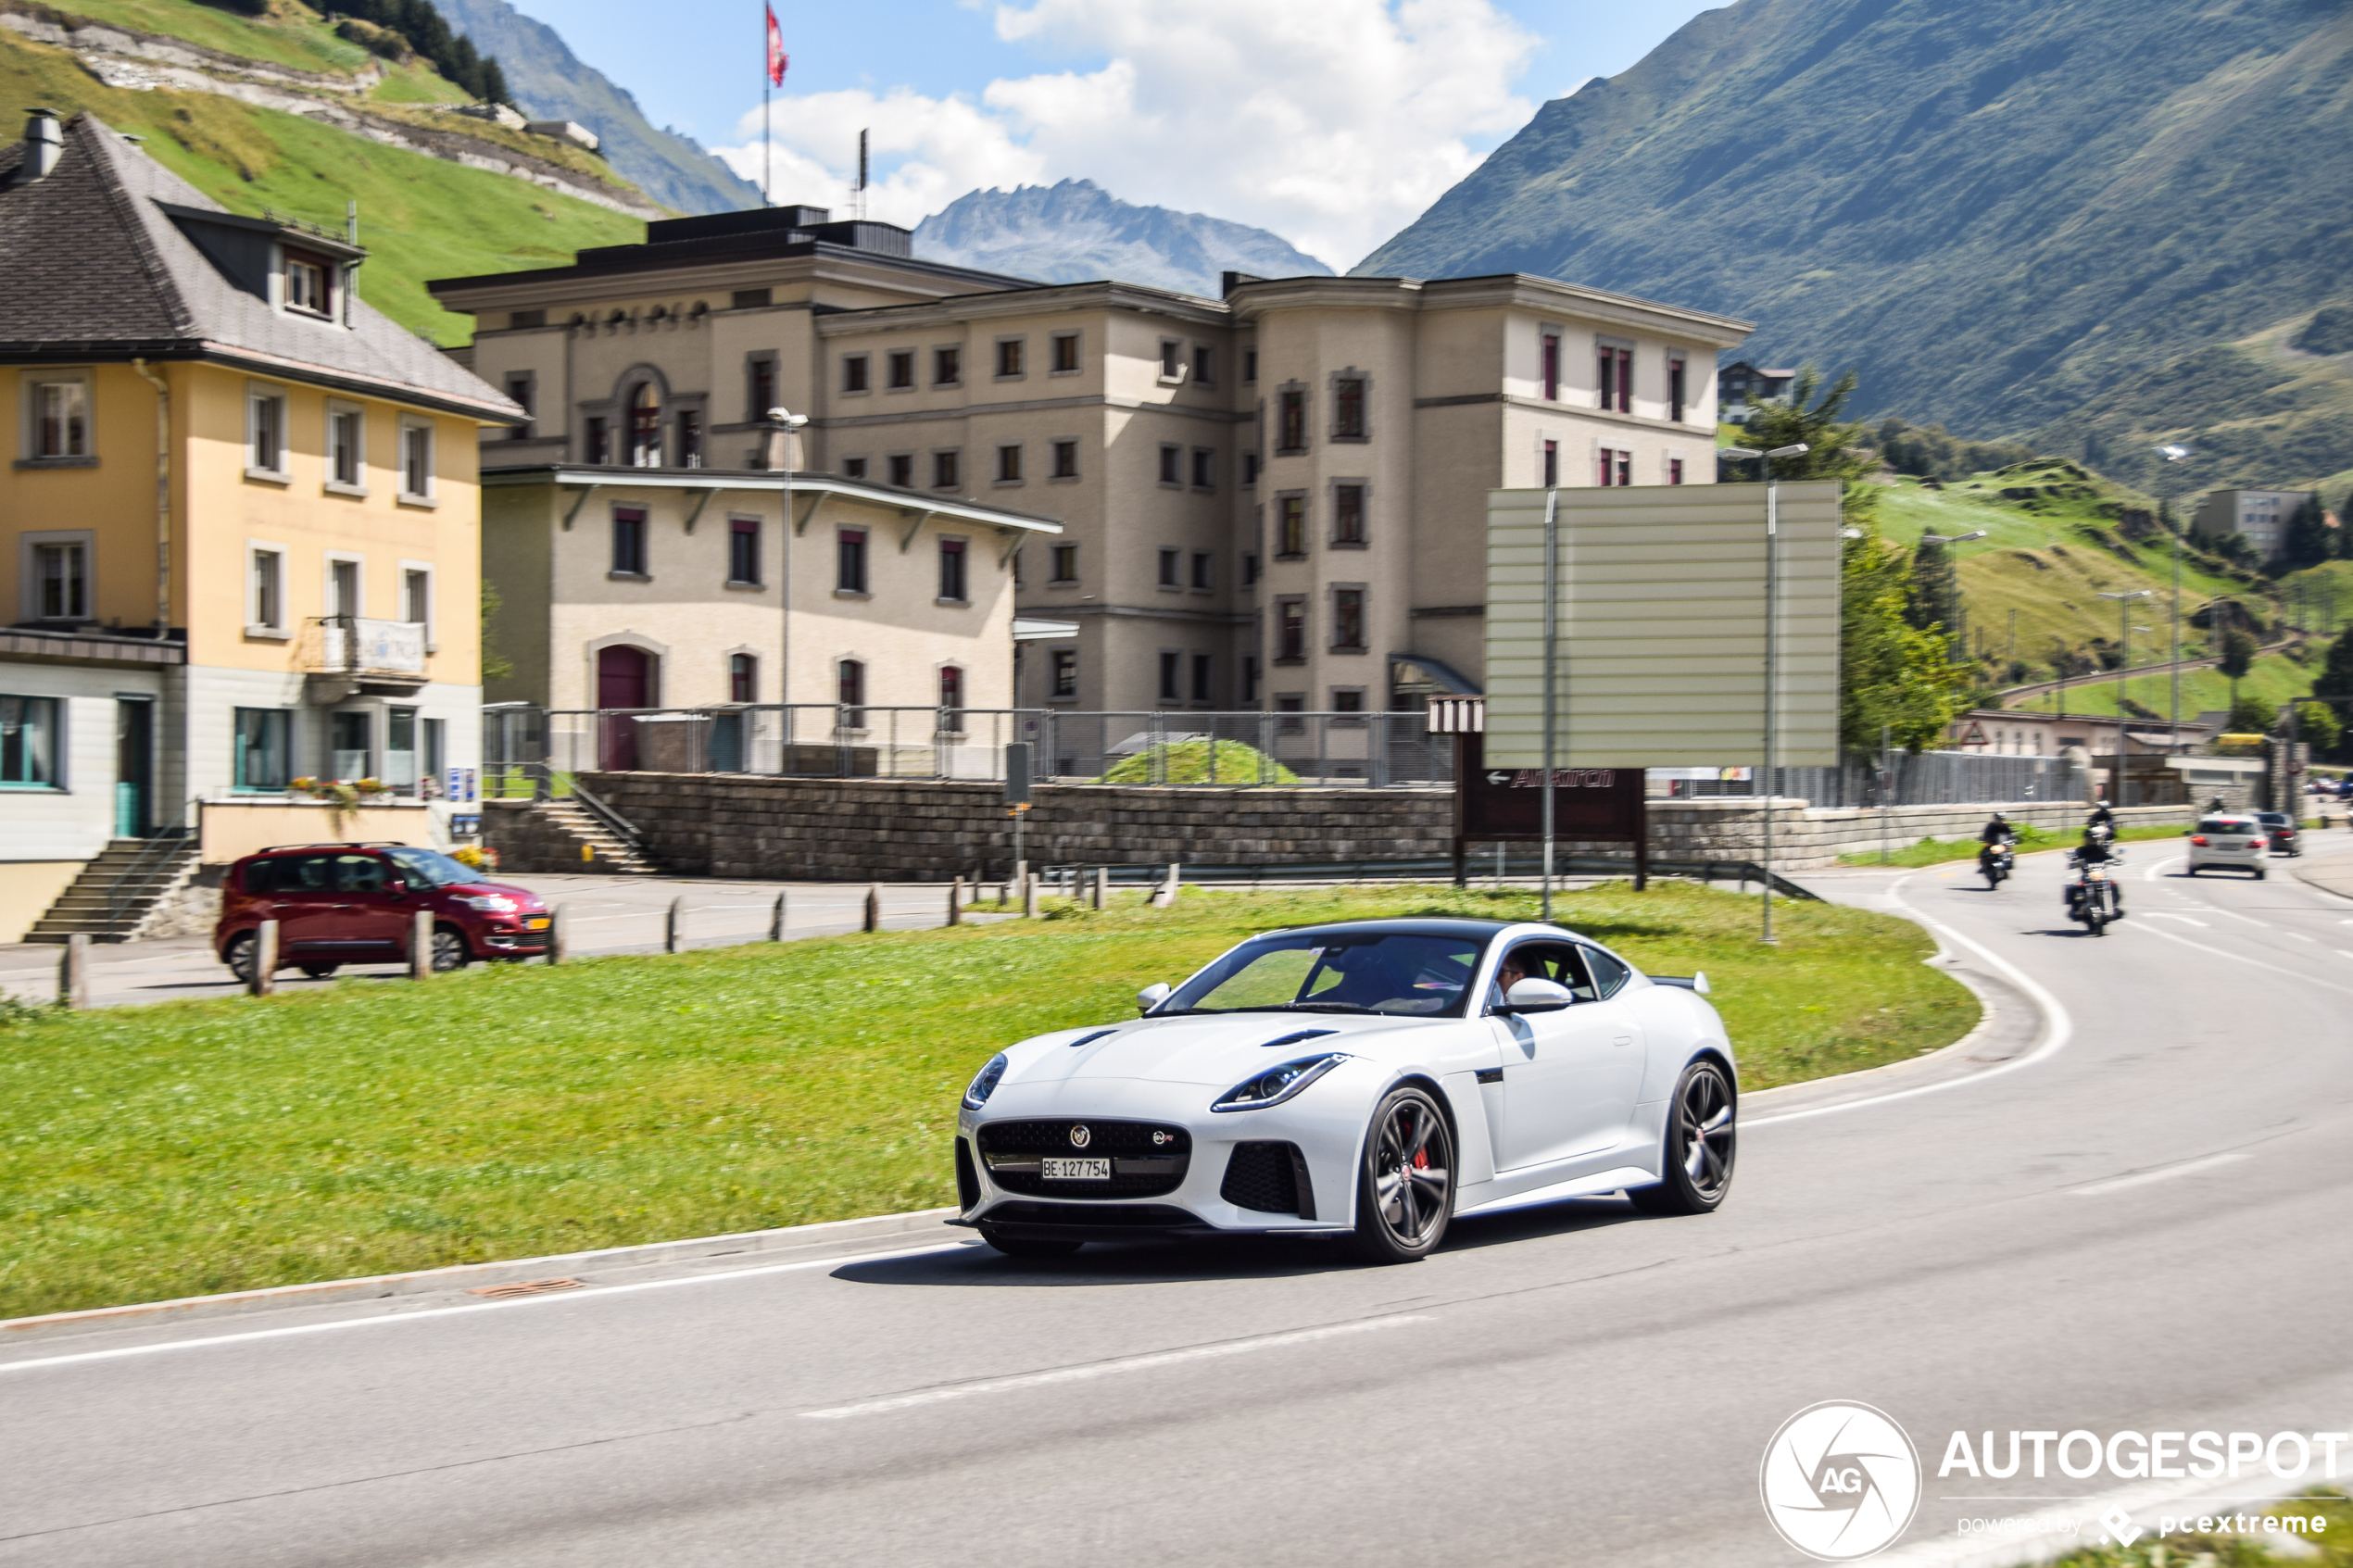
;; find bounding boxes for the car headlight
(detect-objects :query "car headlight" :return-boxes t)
[1212,1053,1347,1112]
[460,895,519,912]
[963,1052,1009,1110]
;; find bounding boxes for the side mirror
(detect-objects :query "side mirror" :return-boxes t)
[1691,971,1711,997]
[1137,982,1173,1015]
[1503,977,1574,1013]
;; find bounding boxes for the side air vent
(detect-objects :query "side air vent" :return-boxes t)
[1259,1028,1339,1051]
[954,1136,979,1210]
[1221,1141,1315,1219]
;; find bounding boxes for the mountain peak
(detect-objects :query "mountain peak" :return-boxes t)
[914,182,1332,297]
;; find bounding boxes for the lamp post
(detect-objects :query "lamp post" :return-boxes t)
[768,406,808,739]
[1920,530,1988,665]
[2098,589,2151,805]
[1541,484,1559,923]
[1721,441,1809,945]
[2155,445,2195,750]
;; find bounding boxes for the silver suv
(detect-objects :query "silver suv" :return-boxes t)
[2186,815,2269,878]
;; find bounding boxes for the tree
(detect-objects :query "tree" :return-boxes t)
[2319,633,2353,755]
[2219,626,2258,709]
[2293,699,2343,757]
[2284,494,2333,570]
[1904,535,1957,637]
[2226,693,2277,734]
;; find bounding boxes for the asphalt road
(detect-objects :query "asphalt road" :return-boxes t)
[7,838,2353,1566]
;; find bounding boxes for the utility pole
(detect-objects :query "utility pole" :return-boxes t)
[1723,441,1810,945]
[1922,530,1987,666]
[2157,445,2193,750]
[1540,485,1558,923]
[2098,589,2150,805]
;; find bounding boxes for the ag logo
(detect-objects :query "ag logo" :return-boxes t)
[1759,1401,1921,1561]
[1068,1124,1091,1148]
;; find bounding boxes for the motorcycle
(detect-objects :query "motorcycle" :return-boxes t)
[1979,833,2017,890]
[2065,854,2124,935]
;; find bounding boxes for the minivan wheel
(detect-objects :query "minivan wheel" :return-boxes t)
[223,931,259,983]
[297,962,339,980]
[430,926,471,972]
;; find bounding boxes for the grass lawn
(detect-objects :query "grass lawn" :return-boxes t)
[2038,1494,2353,1568]
[1839,821,2199,868]
[0,883,1975,1320]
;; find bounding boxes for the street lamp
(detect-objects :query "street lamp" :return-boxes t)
[768,406,808,737]
[1721,441,1809,945]
[2098,589,2151,805]
[1920,530,1988,664]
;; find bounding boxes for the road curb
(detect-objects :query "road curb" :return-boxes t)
[0,1207,957,1347]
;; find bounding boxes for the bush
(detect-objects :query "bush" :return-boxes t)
[1097,739,1298,786]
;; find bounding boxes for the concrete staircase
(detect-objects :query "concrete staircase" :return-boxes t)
[27,837,202,944]
[484,798,660,875]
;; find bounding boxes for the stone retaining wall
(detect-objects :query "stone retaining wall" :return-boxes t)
[557,773,2199,881]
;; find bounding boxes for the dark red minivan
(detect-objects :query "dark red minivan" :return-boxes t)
[216,843,550,981]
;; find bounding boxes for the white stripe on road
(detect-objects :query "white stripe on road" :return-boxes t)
[799,1314,1432,1420]
[2141,912,2208,925]
[2069,1149,2251,1197]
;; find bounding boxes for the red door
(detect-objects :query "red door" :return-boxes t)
[598,646,653,770]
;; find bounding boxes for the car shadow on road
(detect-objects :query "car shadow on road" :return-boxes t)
[830,1197,1644,1287]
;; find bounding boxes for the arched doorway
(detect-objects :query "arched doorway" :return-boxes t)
[627,383,661,467]
[598,645,656,769]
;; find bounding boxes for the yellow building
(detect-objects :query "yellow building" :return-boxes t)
[0,110,518,941]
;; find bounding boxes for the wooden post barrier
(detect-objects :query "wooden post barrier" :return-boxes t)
[770,891,788,941]
[864,884,882,933]
[410,909,433,981]
[666,897,685,953]
[250,920,278,997]
[548,902,570,964]
[59,933,89,1010]
[949,876,964,926]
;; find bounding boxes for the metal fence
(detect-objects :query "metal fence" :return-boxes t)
[481,705,1454,791]
[1782,751,2079,809]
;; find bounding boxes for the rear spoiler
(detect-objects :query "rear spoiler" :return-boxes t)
[1653,972,1711,996]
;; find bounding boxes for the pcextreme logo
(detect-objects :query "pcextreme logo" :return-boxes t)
[1760,1401,1925,1561]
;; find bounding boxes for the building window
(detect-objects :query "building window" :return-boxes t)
[1332,375,1365,440]
[932,448,961,490]
[0,695,58,786]
[1542,439,1559,488]
[837,659,865,725]
[837,528,869,594]
[29,378,90,459]
[843,354,870,394]
[1243,552,1260,585]
[627,383,661,467]
[938,537,968,602]
[1190,550,1213,590]
[1159,444,1182,485]
[399,420,434,502]
[1668,457,1685,485]
[284,249,333,317]
[1190,652,1212,703]
[1051,439,1078,479]
[933,346,961,386]
[1331,688,1365,714]
[1051,332,1080,374]
[1050,544,1078,583]
[1242,451,1259,487]
[887,453,913,489]
[730,652,758,703]
[677,408,702,469]
[728,516,761,585]
[1541,332,1561,401]
[1669,357,1687,422]
[504,373,535,440]
[748,355,776,420]
[31,540,88,621]
[1277,599,1306,662]
[1158,651,1181,702]
[938,665,964,723]
[996,444,1023,483]
[330,709,371,779]
[610,507,648,576]
[1190,447,1214,490]
[323,404,364,489]
[403,568,431,633]
[1159,339,1182,380]
[1243,349,1258,383]
[843,457,869,480]
[1277,495,1307,558]
[1332,484,1365,546]
[1242,655,1260,703]
[1599,345,1631,413]
[1599,448,1632,487]
[995,339,1024,379]
[250,547,283,630]
[1158,548,1181,588]
[386,706,420,791]
[1050,648,1077,698]
[887,350,915,390]
[1332,588,1365,650]
[232,707,289,792]
[1277,389,1306,453]
[584,416,607,465]
[732,287,772,309]
[329,558,360,618]
[248,387,288,476]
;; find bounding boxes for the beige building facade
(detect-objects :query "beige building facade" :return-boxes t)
[432,206,1750,719]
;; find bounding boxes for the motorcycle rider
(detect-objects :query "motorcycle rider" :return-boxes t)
[2065,823,2125,922]
[1977,812,2017,878]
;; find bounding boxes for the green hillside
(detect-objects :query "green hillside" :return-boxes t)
[0,0,646,341]
[1359,0,2353,495]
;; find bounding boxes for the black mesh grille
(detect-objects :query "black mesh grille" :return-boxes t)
[1221,1141,1302,1214]
[954,1136,979,1211]
[980,1201,1196,1229]
[975,1119,1190,1198]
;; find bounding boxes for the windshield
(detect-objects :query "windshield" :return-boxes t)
[384,847,484,888]
[2198,819,2253,834]
[2258,813,2289,825]
[1164,931,1489,1017]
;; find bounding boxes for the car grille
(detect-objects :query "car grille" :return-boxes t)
[1220,1141,1315,1219]
[975,1119,1190,1198]
[978,1200,1196,1229]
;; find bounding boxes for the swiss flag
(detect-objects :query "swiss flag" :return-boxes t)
[765,5,787,87]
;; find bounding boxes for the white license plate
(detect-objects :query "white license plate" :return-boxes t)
[1040,1158,1111,1181]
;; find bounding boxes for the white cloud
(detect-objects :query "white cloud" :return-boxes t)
[711,0,1537,268]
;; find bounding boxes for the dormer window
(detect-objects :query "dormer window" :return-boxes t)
[284,248,333,318]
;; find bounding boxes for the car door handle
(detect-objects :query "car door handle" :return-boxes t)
[1613,1035,1633,1047]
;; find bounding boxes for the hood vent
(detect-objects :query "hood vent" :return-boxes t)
[1068,1028,1120,1049]
[1259,1028,1339,1050]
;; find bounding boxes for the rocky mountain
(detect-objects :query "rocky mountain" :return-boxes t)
[434,0,761,217]
[1358,0,2353,495]
[914,180,1332,296]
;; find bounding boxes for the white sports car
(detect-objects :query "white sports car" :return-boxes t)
[952,917,1737,1262]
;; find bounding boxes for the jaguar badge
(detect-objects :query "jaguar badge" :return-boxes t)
[1069,1124,1091,1148]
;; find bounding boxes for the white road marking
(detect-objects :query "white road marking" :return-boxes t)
[2141,912,2208,925]
[2069,1149,2251,1197]
[0,1241,975,1377]
[2283,931,2317,943]
[799,1315,1433,1420]
[2127,917,2353,1001]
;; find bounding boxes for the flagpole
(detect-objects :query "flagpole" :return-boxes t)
[761,2,771,205]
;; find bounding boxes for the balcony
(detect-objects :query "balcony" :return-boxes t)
[301,615,428,697]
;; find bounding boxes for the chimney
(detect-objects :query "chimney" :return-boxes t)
[21,108,63,182]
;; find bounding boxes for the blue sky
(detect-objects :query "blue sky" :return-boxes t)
[502,0,1727,265]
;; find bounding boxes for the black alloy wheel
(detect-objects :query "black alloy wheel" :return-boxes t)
[977,1225,1083,1258]
[430,926,471,972]
[222,932,259,984]
[1350,1085,1455,1263]
[1630,1059,1737,1216]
